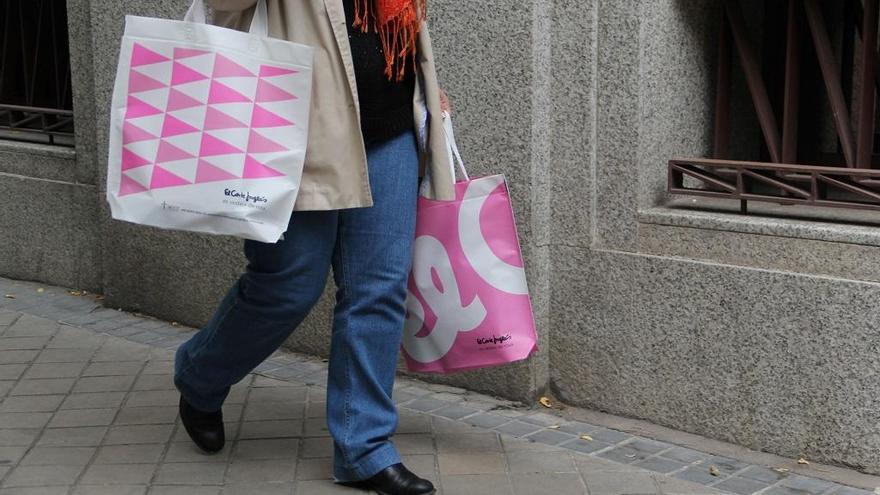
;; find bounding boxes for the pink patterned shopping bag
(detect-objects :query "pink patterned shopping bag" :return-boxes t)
[106,0,314,242]
[402,114,539,374]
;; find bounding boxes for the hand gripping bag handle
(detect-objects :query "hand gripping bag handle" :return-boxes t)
[184,0,269,38]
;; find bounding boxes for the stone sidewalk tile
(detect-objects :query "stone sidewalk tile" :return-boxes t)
[1,284,878,495]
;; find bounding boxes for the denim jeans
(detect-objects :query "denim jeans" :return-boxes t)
[173,130,420,482]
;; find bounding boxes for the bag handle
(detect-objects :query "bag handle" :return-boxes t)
[441,111,469,182]
[184,0,269,38]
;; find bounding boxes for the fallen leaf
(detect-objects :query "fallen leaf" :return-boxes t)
[36,288,44,293]
[580,434,594,441]
[773,467,790,473]
[4,294,14,299]
[797,458,810,465]
[548,425,560,429]
[709,466,721,477]
[538,397,552,408]
[171,321,180,327]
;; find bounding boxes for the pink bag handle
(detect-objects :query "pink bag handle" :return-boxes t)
[184,0,270,38]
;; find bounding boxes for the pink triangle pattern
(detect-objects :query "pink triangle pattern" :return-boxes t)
[255,79,296,102]
[121,149,151,170]
[260,65,297,77]
[119,174,149,196]
[213,54,255,78]
[204,107,248,130]
[156,140,195,163]
[131,43,170,67]
[122,121,156,144]
[161,115,200,138]
[166,88,202,111]
[200,133,244,157]
[195,159,238,183]
[248,130,288,153]
[208,80,251,104]
[125,96,163,119]
[151,165,191,189]
[172,61,210,86]
[243,155,284,178]
[129,70,166,93]
[174,47,212,59]
[251,105,293,128]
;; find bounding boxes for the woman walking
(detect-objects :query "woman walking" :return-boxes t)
[173,1,454,493]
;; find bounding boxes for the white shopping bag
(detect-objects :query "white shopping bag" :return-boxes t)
[106,0,314,242]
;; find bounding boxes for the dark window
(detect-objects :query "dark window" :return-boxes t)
[0,0,75,147]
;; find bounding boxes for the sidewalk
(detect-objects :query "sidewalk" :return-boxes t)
[0,276,874,495]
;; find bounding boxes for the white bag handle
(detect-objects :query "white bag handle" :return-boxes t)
[441,111,469,182]
[184,0,269,38]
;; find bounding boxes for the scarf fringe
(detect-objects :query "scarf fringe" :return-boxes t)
[353,0,425,81]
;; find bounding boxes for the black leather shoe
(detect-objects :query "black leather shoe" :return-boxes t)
[178,395,225,453]
[337,463,435,495]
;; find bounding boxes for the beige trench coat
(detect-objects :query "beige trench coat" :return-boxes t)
[206,0,456,210]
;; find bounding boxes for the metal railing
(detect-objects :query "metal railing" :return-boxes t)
[669,0,880,213]
[0,0,75,147]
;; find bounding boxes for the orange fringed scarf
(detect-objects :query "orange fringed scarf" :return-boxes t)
[352,0,427,81]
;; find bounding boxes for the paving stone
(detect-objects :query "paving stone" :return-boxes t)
[103,424,174,445]
[36,426,107,447]
[48,407,116,427]
[509,473,587,495]
[438,452,507,475]
[713,476,772,495]
[435,432,502,453]
[114,405,178,425]
[0,337,50,351]
[0,487,73,495]
[598,444,653,464]
[493,420,544,437]
[523,428,578,446]
[702,455,751,476]
[3,464,85,487]
[0,394,64,412]
[19,446,95,465]
[462,412,511,429]
[0,428,41,446]
[10,378,75,396]
[439,474,513,495]
[34,348,94,363]
[219,483,291,494]
[132,373,175,391]
[301,437,333,458]
[294,480,356,495]
[634,456,689,474]
[431,416,478,434]
[739,465,789,484]
[238,420,302,440]
[124,389,180,408]
[79,462,157,485]
[154,462,227,484]
[224,459,297,483]
[0,445,28,465]
[163,441,230,463]
[81,361,143,376]
[72,487,148,495]
[404,397,448,413]
[296,457,334,481]
[93,443,167,464]
[72,375,136,393]
[0,412,52,428]
[588,427,632,444]
[0,350,40,364]
[242,401,305,421]
[301,417,330,437]
[500,435,562,453]
[149,486,221,495]
[0,364,28,380]
[431,404,479,420]
[776,474,835,494]
[60,391,127,410]
[660,446,712,464]
[674,465,723,485]
[654,476,728,494]
[585,470,660,495]
[506,450,576,473]
[246,387,307,404]
[559,437,613,454]
[233,438,299,460]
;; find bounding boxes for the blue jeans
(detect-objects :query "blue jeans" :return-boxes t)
[173,130,420,482]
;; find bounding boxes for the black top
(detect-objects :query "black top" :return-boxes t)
[342,0,416,146]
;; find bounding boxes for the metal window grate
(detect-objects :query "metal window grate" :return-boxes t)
[669,0,880,214]
[0,0,74,147]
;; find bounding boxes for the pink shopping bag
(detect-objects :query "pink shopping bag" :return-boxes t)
[402,113,539,374]
[106,0,314,242]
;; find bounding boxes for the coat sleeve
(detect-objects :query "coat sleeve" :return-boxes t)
[206,0,257,12]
